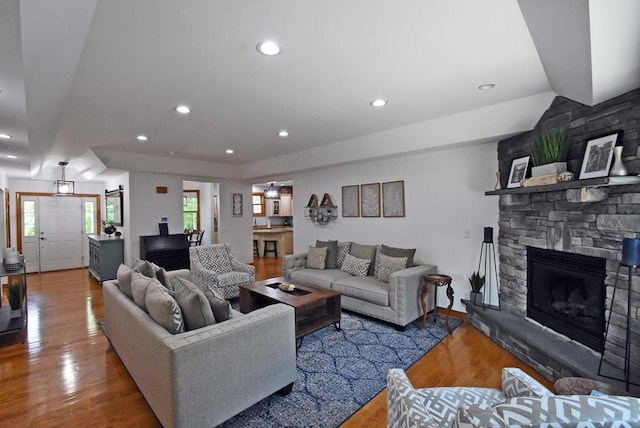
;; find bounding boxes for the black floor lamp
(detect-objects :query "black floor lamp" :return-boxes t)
[598,237,639,391]
[477,227,499,311]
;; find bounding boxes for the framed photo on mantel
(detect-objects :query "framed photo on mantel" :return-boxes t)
[507,155,530,188]
[579,131,621,179]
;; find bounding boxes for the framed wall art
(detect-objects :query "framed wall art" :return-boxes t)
[232,192,243,216]
[342,185,360,217]
[382,180,405,217]
[579,131,622,179]
[360,183,380,217]
[507,155,530,188]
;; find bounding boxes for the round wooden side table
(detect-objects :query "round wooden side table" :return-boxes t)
[420,274,454,333]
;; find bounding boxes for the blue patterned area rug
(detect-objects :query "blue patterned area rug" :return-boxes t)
[221,312,462,427]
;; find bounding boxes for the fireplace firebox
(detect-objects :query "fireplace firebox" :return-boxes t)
[527,247,605,352]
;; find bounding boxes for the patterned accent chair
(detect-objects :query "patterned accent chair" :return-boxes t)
[189,244,255,299]
[387,368,640,427]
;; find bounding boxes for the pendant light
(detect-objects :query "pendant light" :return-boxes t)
[53,161,75,195]
[264,183,280,199]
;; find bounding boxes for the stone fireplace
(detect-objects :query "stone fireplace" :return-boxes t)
[466,89,640,384]
[527,247,605,352]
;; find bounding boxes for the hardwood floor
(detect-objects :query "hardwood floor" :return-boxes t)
[0,258,553,427]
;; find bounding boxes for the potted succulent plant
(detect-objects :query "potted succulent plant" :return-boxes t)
[468,271,485,306]
[8,277,25,318]
[530,130,568,177]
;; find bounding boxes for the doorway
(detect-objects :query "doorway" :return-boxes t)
[18,194,99,273]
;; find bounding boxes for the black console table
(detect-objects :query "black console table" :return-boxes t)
[140,234,190,271]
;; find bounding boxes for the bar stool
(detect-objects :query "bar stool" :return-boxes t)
[253,240,260,257]
[263,240,278,258]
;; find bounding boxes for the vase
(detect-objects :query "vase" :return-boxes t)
[494,172,502,190]
[470,292,483,306]
[104,225,116,236]
[609,146,628,176]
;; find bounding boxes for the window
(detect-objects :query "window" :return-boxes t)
[84,201,96,234]
[252,192,265,217]
[183,190,200,231]
[23,201,36,237]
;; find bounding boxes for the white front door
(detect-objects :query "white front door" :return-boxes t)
[39,196,83,272]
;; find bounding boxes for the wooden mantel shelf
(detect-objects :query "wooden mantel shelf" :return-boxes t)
[485,176,640,196]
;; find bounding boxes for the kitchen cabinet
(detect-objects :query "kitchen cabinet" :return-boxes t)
[284,231,293,254]
[280,194,293,217]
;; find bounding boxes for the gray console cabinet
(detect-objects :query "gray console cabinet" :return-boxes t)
[88,235,124,283]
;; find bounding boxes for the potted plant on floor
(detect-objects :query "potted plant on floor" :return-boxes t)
[530,129,568,177]
[468,271,485,306]
[8,277,25,318]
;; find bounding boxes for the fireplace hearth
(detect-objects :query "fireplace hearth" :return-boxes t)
[527,247,605,352]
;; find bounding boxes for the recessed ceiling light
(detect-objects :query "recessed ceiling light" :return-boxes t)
[174,105,191,114]
[369,99,388,107]
[168,151,176,155]
[0,133,12,139]
[137,135,149,141]
[278,130,289,137]
[256,41,282,56]
[225,149,234,154]
[478,83,496,91]
[6,155,16,159]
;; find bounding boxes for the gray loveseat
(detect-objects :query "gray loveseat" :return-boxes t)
[103,269,296,427]
[283,242,437,328]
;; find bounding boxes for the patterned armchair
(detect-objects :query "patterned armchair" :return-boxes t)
[189,244,255,299]
[387,368,640,427]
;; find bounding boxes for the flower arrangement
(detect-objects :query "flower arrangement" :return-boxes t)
[278,282,296,292]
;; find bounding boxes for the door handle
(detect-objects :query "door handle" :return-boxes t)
[40,237,46,240]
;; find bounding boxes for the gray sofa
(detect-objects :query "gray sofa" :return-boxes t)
[284,246,437,328]
[102,269,297,428]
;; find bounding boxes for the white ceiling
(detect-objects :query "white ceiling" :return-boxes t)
[1,0,639,183]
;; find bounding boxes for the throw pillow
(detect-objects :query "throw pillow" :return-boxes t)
[381,244,416,267]
[155,267,170,289]
[116,263,135,299]
[336,241,352,268]
[131,272,160,312]
[202,287,231,322]
[375,253,408,283]
[349,242,376,275]
[131,259,156,279]
[145,282,185,334]
[341,253,371,277]
[316,240,338,269]
[452,404,506,428]
[306,246,328,270]
[172,276,216,330]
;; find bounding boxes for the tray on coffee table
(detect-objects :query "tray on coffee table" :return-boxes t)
[240,277,341,339]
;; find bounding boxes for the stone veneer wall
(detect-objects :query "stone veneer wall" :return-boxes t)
[496,89,640,377]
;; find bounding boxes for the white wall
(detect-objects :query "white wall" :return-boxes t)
[291,142,500,312]
[126,173,251,264]
[128,172,184,264]
[217,180,253,263]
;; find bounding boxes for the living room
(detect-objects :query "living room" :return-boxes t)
[1,1,640,426]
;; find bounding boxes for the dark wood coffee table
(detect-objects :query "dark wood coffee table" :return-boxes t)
[240,277,341,344]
